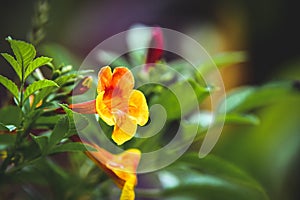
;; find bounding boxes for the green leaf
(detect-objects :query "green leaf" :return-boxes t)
[6,37,36,68]
[223,113,260,125]
[48,116,69,148]
[24,56,53,80]
[219,81,298,113]
[0,123,17,132]
[198,51,247,74]
[0,106,22,126]
[24,79,58,101]
[30,134,48,154]
[48,142,95,154]
[60,104,89,137]
[0,123,9,133]
[1,53,22,80]
[150,81,206,120]
[0,74,19,100]
[54,74,77,86]
[156,153,268,200]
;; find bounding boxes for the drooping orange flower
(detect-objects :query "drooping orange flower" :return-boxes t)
[96,66,149,145]
[85,142,141,200]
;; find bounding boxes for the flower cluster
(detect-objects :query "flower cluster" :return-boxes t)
[70,66,149,200]
[67,27,164,200]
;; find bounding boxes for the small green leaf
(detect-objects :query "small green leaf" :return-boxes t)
[6,37,36,68]
[48,142,95,154]
[24,79,58,101]
[24,56,53,80]
[0,123,17,132]
[54,74,77,86]
[1,53,22,80]
[0,74,19,100]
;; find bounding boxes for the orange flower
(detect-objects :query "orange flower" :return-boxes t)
[85,143,141,200]
[96,66,149,145]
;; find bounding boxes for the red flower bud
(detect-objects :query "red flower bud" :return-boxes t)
[145,27,164,70]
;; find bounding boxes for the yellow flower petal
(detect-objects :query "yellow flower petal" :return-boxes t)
[84,144,141,199]
[129,90,149,126]
[96,92,115,126]
[96,66,149,145]
[112,114,137,145]
[120,179,136,200]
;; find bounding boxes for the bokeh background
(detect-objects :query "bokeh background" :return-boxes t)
[0,0,299,199]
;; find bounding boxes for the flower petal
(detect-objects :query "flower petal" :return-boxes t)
[112,113,137,145]
[120,179,136,200]
[96,92,115,126]
[111,67,134,92]
[129,90,149,126]
[69,99,97,114]
[97,66,112,94]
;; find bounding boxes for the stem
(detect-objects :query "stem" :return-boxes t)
[0,52,26,174]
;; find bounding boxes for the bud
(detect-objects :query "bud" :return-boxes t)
[70,76,93,96]
[145,27,164,71]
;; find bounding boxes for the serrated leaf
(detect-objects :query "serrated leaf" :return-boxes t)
[1,53,22,80]
[6,37,36,68]
[0,74,19,100]
[48,142,95,154]
[24,56,53,80]
[24,80,58,101]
